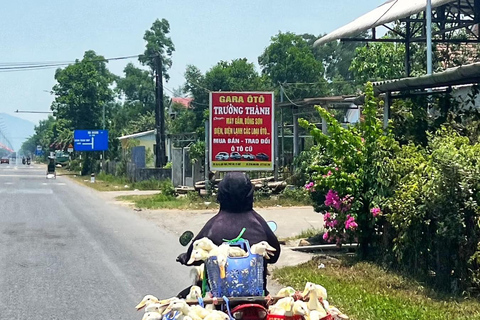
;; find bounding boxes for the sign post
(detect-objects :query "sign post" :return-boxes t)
[209,92,274,171]
[73,130,109,151]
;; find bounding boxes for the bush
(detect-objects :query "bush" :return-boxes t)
[385,128,480,293]
[279,187,310,204]
[134,179,164,190]
[159,179,176,197]
[299,82,398,256]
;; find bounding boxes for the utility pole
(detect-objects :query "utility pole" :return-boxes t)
[279,84,285,168]
[155,54,167,168]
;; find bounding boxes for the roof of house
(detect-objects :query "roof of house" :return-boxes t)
[314,0,459,46]
[172,97,193,108]
[372,61,480,93]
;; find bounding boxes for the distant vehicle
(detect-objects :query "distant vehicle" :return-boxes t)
[55,151,69,166]
[1,157,9,164]
[242,152,255,160]
[230,152,241,160]
[255,153,269,161]
[215,152,229,161]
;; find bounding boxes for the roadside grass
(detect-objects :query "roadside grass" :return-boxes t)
[118,193,219,210]
[117,191,311,210]
[66,172,133,191]
[274,257,480,320]
[64,172,172,192]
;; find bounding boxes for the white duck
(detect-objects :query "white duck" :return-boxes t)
[302,282,328,302]
[306,310,328,320]
[145,302,169,314]
[227,246,247,257]
[163,298,208,320]
[268,297,294,316]
[193,237,218,252]
[250,241,276,259]
[208,243,230,279]
[302,282,328,315]
[186,285,202,300]
[292,300,310,316]
[142,312,163,320]
[276,286,296,297]
[187,248,210,264]
[203,310,230,320]
[136,295,160,310]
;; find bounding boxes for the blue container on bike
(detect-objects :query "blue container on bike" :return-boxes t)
[205,239,264,297]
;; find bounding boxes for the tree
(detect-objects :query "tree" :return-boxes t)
[258,32,327,99]
[184,59,266,131]
[304,33,365,95]
[167,103,197,135]
[349,42,406,83]
[139,18,175,80]
[116,63,155,112]
[51,50,116,130]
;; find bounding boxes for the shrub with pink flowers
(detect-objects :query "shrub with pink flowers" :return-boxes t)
[299,83,398,256]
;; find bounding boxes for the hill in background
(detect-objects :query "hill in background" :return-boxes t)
[0,113,35,151]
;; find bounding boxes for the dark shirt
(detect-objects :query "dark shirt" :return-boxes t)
[177,209,281,265]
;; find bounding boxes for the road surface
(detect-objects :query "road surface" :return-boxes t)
[0,163,190,319]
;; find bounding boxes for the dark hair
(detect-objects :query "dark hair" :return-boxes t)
[217,172,254,213]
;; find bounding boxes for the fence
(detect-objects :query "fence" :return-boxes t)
[103,160,171,183]
[126,162,171,182]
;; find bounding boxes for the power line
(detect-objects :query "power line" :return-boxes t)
[0,54,144,73]
[280,84,302,107]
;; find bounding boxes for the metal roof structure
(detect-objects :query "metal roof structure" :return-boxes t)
[118,130,155,140]
[277,95,358,108]
[315,0,480,77]
[372,61,480,93]
[315,0,478,46]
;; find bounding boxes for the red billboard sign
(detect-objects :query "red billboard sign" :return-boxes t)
[209,92,274,171]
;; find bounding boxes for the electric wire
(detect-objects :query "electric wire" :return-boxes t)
[0,54,146,72]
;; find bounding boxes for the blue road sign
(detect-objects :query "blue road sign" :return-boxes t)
[74,130,109,151]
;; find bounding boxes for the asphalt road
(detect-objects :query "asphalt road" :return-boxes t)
[0,162,191,319]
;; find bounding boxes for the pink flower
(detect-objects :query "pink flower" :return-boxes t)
[344,215,358,230]
[361,137,365,143]
[335,167,339,171]
[323,212,331,221]
[324,189,342,211]
[304,182,314,190]
[323,232,329,241]
[370,207,381,217]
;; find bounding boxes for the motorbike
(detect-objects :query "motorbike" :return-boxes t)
[26,158,31,165]
[177,222,279,320]
[22,158,25,165]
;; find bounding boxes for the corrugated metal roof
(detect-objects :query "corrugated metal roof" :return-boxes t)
[314,0,458,46]
[118,130,155,140]
[372,62,480,93]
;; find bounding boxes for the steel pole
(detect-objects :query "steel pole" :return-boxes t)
[426,0,433,75]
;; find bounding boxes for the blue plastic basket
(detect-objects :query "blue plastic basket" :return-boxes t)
[206,239,264,297]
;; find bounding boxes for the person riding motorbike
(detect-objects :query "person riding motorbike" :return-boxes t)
[176,172,281,297]
[22,157,25,165]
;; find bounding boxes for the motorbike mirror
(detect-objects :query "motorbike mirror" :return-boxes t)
[267,221,277,232]
[179,231,194,246]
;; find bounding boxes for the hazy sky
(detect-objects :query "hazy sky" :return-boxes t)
[0,0,384,130]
